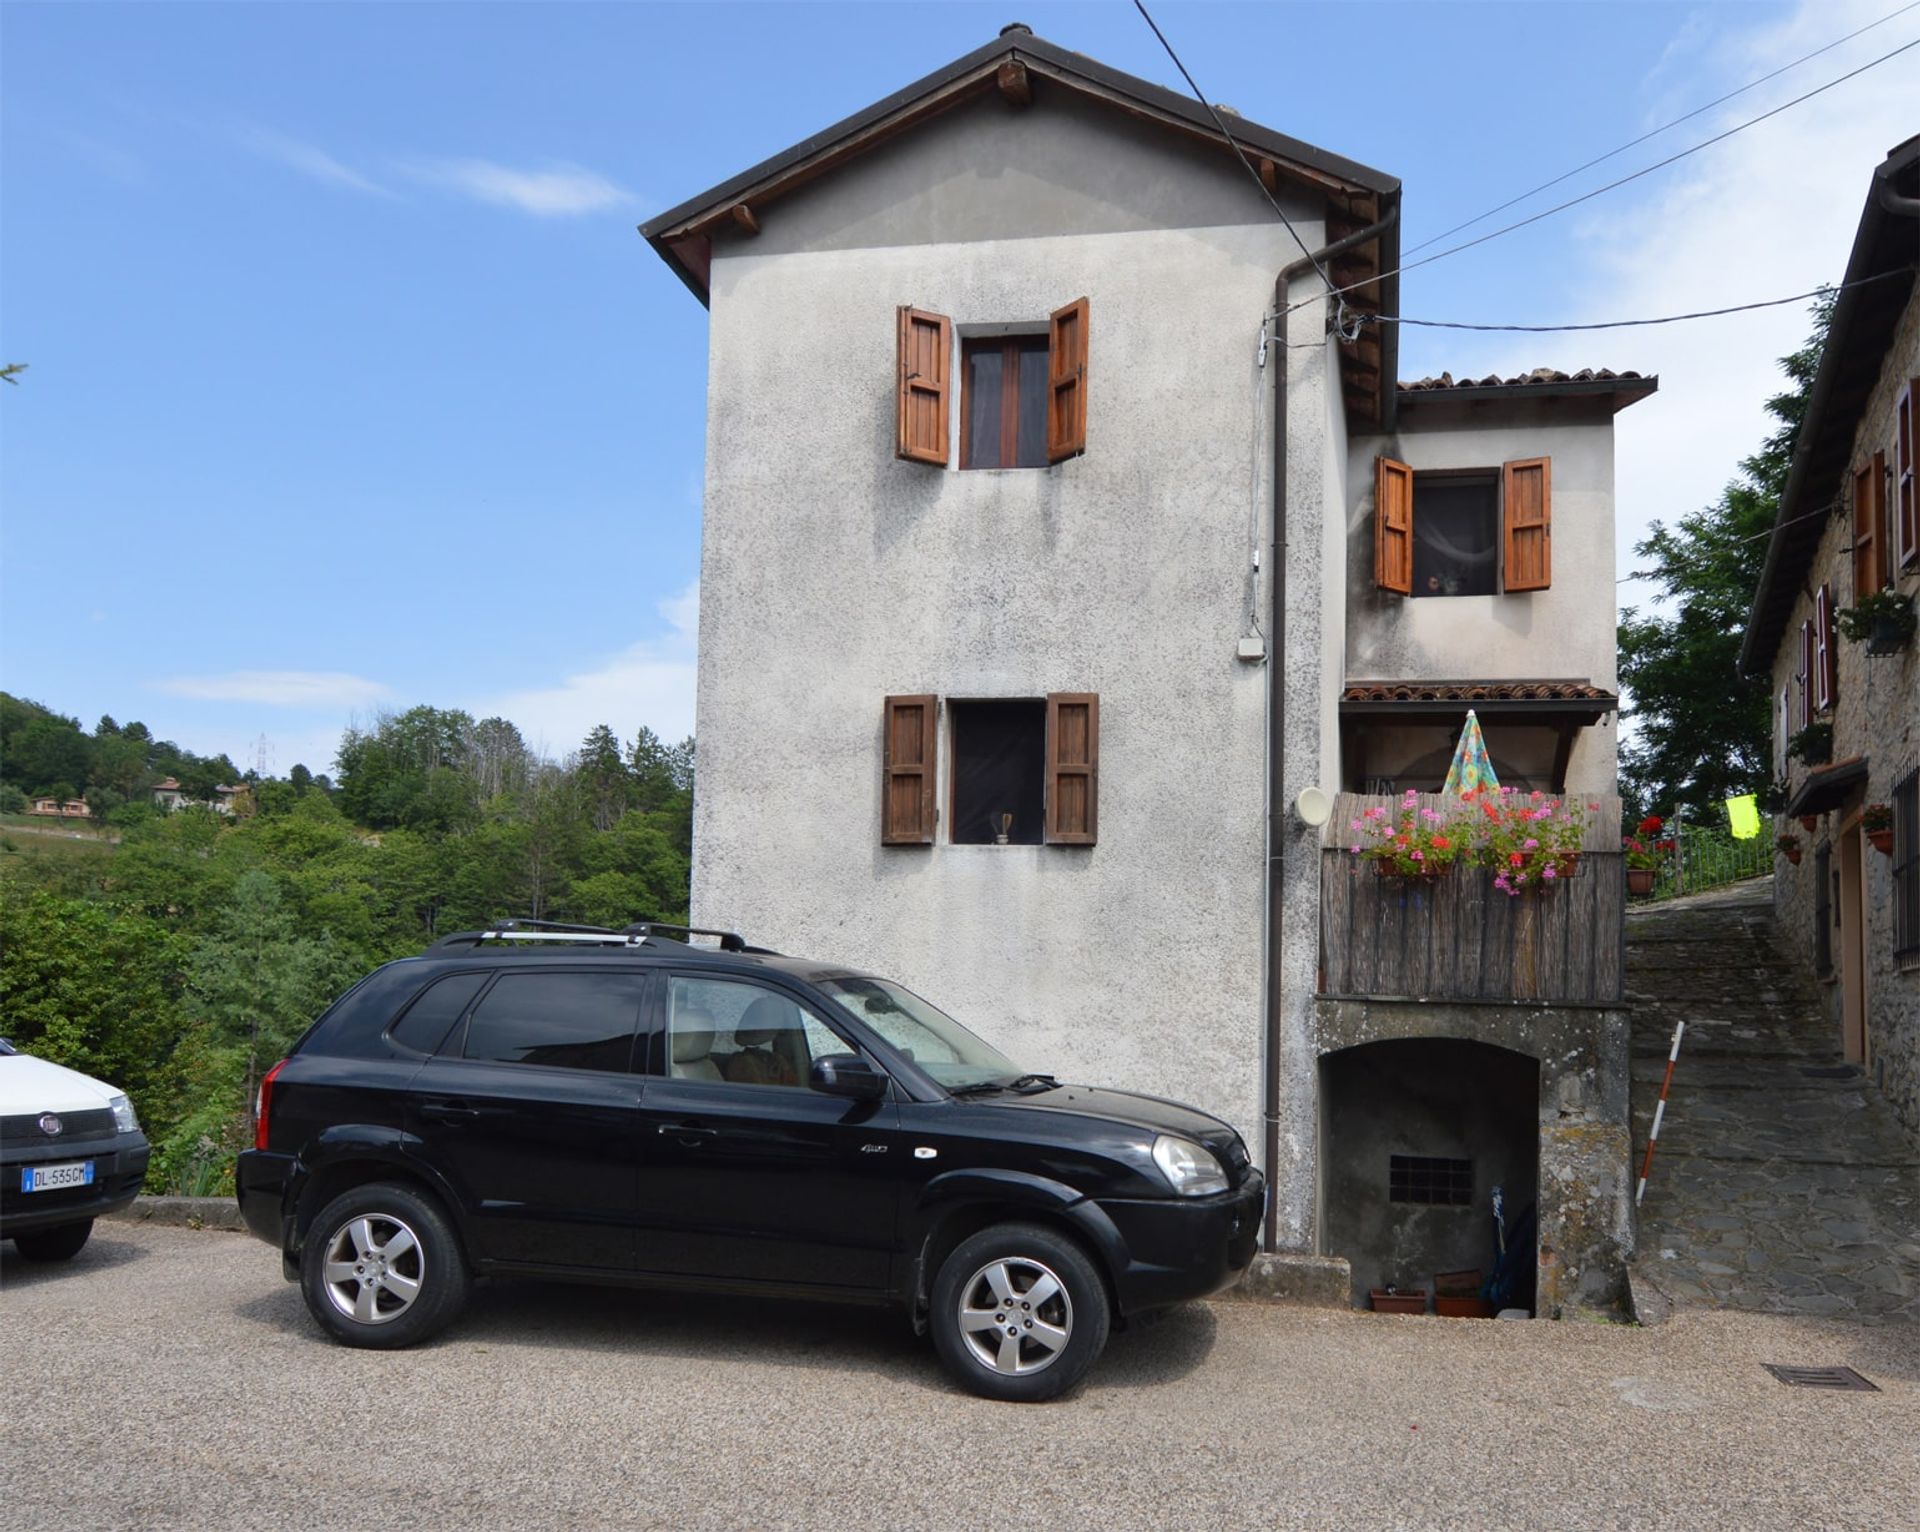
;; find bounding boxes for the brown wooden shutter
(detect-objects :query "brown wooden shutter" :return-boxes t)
[1044,693,1098,845]
[1373,456,1413,595]
[1502,457,1552,592]
[1797,620,1812,730]
[1046,296,1089,462]
[896,308,951,465]
[1814,584,1836,714]
[1898,381,1918,570]
[1853,460,1880,599]
[881,695,938,844]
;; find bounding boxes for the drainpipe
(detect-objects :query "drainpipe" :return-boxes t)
[1262,207,1399,1251]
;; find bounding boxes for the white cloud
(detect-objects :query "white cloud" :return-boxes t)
[243,128,393,197]
[1459,0,1919,613]
[399,157,637,216]
[469,582,699,756]
[155,670,394,707]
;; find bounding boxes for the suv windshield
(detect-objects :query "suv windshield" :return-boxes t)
[818,977,1023,1091]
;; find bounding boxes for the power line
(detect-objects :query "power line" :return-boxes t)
[1405,0,1920,257]
[1294,31,1920,313]
[1129,0,1335,295]
[1376,267,1908,334]
[1616,498,1845,583]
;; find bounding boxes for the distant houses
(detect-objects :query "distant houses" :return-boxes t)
[26,796,89,819]
[150,778,238,815]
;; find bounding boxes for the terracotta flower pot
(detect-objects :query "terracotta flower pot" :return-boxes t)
[1434,1295,1495,1319]
[1781,846,1802,866]
[1370,1288,1427,1315]
[1626,867,1657,895]
[1867,827,1894,856]
[1799,814,1820,833]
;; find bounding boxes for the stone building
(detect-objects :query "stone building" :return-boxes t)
[641,25,1653,1314]
[1740,133,1920,1148]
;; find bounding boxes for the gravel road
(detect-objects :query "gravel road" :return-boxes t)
[4,1222,1915,1530]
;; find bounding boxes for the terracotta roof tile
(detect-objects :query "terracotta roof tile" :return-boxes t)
[1341,680,1618,704]
[1398,367,1646,392]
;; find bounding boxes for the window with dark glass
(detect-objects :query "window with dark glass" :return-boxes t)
[1389,1154,1473,1206]
[1411,474,1500,597]
[389,970,490,1056]
[1895,770,1919,961]
[950,699,1046,844]
[961,336,1049,469]
[461,971,644,1073]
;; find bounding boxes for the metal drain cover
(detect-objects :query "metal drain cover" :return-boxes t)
[1762,1364,1879,1392]
[1799,1065,1860,1080]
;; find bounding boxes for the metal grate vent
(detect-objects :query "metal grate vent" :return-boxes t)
[1389,1155,1473,1206]
[1762,1365,1879,1392]
[1799,1065,1859,1080]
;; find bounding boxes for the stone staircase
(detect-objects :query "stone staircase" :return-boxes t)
[1625,877,1920,1322]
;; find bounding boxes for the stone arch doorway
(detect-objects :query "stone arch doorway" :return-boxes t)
[1319,1038,1539,1312]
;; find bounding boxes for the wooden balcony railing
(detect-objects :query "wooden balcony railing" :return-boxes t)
[1318,792,1625,1006]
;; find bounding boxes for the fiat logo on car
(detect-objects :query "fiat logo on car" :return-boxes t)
[38,1113,63,1136]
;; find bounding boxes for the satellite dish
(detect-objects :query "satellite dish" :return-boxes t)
[1295,786,1333,827]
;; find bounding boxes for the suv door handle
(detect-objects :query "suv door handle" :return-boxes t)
[656,1122,718,1143]
[419,1101,481,1124]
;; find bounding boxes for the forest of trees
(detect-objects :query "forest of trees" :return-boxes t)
[0,697,694,1196]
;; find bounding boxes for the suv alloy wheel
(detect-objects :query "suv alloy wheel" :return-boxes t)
[929,1223,1110,1402]
[300,1183,471,1349]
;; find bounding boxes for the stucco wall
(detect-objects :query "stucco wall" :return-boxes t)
[1768,283,1920,1145]
[692,89,1332,1151]
[1345,403,1625,796]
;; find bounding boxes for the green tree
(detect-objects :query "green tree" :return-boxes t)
[578,724,632,832]
[1618,298,1829,821]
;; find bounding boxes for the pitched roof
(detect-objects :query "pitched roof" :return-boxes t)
[637,25,1402,425]
[1740,133,1920,675]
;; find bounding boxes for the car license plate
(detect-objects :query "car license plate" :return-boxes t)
[22,1161,95,1193]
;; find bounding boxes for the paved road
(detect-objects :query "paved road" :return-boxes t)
[4,1224,1916,1530]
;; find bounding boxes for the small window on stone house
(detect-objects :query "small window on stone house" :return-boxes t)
[879,693,1098,846]
[1896,379,1919,571]
[895,300,1088,467]
[1374,456,1550,597]
[1894,770,1919,961]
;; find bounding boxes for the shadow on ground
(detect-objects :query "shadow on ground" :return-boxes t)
[231,1273,1220,1396]
[0,1232,148,1290]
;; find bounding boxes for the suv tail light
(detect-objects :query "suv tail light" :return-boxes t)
[255,1059,289,1150]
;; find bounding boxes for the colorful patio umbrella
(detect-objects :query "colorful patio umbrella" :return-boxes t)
[1441,709,1500,797]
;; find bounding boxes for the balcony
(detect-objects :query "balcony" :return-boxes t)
[1318,791,1625,1006]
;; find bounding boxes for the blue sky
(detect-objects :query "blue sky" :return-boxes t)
[3,0,1914,775]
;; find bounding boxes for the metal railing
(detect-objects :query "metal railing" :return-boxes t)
[1632,820,1771,904]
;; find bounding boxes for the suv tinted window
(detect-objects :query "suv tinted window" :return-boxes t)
[461,971,645,1073]
[388,971,490,1056]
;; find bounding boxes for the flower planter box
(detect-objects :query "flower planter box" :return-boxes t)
[1369,1288,1427,1315]
[1434,1295,1496,1319]
[1866,617,1913,657]
[1626,867,1657,896]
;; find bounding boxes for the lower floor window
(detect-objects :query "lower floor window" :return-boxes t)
[1389,1154,1473,1206]
[1895,770,1919,960]
[951,699,1045,844]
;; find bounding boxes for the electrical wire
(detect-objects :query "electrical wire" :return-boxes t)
[1615,497,1847,582]
[1130,0,1334,294]
[1404,0,1920,257]
[1375,267,1910,334]
[1292,31,1920,314]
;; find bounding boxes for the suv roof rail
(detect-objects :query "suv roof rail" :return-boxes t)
[426,918,775,956]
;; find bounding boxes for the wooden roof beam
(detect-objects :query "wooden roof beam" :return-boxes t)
[997,58,1032,107]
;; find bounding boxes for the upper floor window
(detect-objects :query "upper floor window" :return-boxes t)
[881,692,1097,846]
[895,299,1088,468]
[1374,456,1551,597]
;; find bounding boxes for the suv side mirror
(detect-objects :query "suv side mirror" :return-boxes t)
[810,1054,889,1101]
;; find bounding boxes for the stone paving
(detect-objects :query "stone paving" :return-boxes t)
[1626,877,1920,1324]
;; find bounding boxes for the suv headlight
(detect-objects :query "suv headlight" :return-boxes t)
[1152,1135,1228,1197]
[109,1094,139,1133]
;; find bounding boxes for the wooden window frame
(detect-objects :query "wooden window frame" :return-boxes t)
[1373,456,1414,595]
[1044,692,1098,845]
[1046,297,1089,462]
[895,309,952,466]
[1796,619,1812,731]
[1897,380,1919,571]
[958,335,1047,470]
[1853,452,1889,600]
[1500,457,1552,592]
[1814,584,1836,715]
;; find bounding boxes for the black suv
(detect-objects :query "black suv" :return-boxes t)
[236,922,1263,1401]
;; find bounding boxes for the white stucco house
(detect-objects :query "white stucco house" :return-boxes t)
[640,25,1654,1313]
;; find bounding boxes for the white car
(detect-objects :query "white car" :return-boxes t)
[1,1039,150,1261]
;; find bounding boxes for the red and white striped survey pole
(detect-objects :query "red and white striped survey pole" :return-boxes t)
[1636,1020,1686,1206]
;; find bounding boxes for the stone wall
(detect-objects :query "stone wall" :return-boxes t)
[1768,282,1920,1145]
[1315,996,1634,1315]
